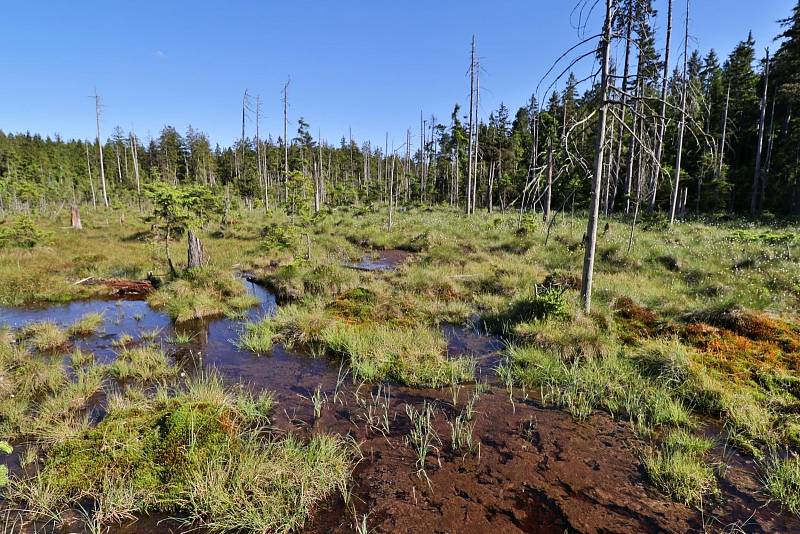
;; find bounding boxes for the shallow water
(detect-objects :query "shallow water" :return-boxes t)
[344,249,413,272]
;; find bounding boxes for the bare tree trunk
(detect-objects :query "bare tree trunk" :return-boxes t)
[283,78,290,203]
[581,0,613,314]
[85,143,97,210]
[256,95,268,213]
[130,132,141,211]
[419,111,425,202]
[187,230,204,269]
[649,0,673,212]
[71,205,82,230]
[114,144,122,186]
[668,0,690,226]
[764,97,777,176]
[751,49,770,216]
[612,10,634,215]
[473,65,480,213]
[466,36,476,214]
[388,155,395,230]
[93,90,109,208]
[718,83,730,178]
[543,139,553,222]
[487,161,495,213]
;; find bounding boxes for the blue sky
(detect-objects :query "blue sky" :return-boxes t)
[0,1,795,149]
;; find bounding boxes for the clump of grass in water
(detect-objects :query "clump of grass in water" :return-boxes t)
[170,330,194,345]
[355,383,391,436]
[233,388,276,426]
[642,428,718,506]
[108,346,176,382]
[323,323,474,387]
[237,319,276,353]
[140,327,162,341]
[16,322,69,353]
[112,333,134,348]
[309,385,327,419]
[67,313,104,337]
[70,348,94,368]
[147,267,258,323]
[0,441,12,488]
[506,344,692,426]
[763,453,800,516]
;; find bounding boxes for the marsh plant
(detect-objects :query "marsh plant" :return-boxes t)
[449,411,479,457]
[355,383,392,436]
[67,313,104,337]
[405,401,440,481]
[310,384,327,419]
[763,453,800,515]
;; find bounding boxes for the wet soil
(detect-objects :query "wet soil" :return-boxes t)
[1,281,799,533]
[344,249,413,272]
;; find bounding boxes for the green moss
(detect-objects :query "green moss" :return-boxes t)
[14,377,346,531]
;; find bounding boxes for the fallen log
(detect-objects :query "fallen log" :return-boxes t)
[76,277,155,297]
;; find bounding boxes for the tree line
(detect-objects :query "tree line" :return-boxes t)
[1,1,799,219]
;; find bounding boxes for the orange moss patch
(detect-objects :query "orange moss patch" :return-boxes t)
[613,296,661,342]
[682,311,800,379]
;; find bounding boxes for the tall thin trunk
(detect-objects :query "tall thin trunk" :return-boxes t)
[467,36,476,214]
[238,90,248,184]
[764,97,777,176]
[472,65,480,213]
[114,144,122,185]
[718,83,730,178]
[130,132,141,211]
[93,90,109,208]
[543,139,553,222]
[649,0,673,211]
[388,155,395,229]
[85,143,97,210]
[283,79,290,203]
[668,0,690,226]
[613,10,634,214]
[581,0,613,314]
[256,95,268,212]
[419,111,425,202]
[751,49,770,215]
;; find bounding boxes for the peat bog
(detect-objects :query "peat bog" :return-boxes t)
[0,208,799,533]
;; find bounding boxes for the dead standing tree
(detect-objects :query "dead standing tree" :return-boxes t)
[92,89,109,208]
[751,49,771,215]
[649,0,673,212]
[581,0,614,314]
[668,0,691,226]
[283,78,291,204]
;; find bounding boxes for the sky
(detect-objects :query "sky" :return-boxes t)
[0,0,795,149]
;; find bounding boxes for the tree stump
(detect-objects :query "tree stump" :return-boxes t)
[188,230,204,269]
[71,205,82,230]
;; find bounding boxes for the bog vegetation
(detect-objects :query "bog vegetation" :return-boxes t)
[1,0,800,532]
